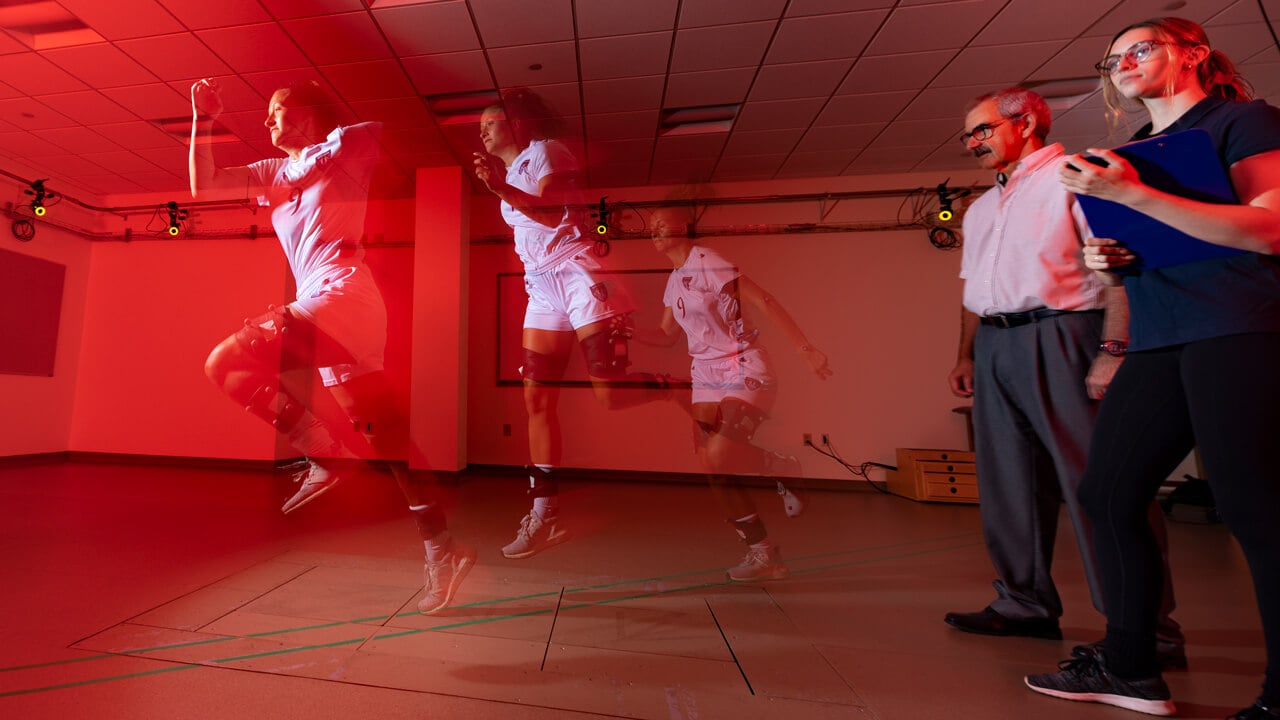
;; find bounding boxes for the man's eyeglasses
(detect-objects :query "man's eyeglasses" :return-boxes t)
[1095,40,1171,76]
[959,117,1019,145]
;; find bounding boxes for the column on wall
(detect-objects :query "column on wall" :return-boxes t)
[409,166,469,471]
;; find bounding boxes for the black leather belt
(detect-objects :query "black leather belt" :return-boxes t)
[979,307,1103,329]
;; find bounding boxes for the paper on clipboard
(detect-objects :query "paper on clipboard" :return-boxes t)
[1074,128,1243,273]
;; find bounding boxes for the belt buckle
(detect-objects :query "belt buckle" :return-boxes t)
[990,313,1013,328]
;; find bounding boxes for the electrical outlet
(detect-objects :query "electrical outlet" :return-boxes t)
[802,433,812,445]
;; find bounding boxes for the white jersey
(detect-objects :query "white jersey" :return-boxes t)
[248,122,381,301]
[663,246,759,362]
[501,139,591,273]
[247,122,387,386]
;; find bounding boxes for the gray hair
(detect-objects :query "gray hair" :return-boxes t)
[965,87,1051,140]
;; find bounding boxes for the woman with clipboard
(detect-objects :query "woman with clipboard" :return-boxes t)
[1024,17,1280,719]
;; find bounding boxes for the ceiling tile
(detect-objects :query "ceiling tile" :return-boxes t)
[0,53,88,95]
[282,12,393,65]
[776,149,856,178]
[650,156,715,183]
[122,171,186,193]
[72,174,146,195]
[577,0,678,37]
[469,0,574,48]
[117,34,233,82]
[874,117,957,146]
[750,60,851,101]
[713,153,786,179]
[28,125,116,153]
[134,144,195,171]
[766,10,888,63]
[156,0,271,29]
[402,51,494,96]
[100,83,190,120]
[665,68,755,108]
[0,131,43,156]
[29,152,110,176]
[1026,36,1113,82]
[56,0,186,40]
[864,0,1004,55]
[91,121,184,150]
[846,144,935,174]
[76,150,165,174]
[320,60,417,102]
[165,75,265,114]
[197,23,310,74]
[795,123,880,152]
[41,45,160,89]
[589,138,654,166]
[654,133,726,163]
[814,90,916,125]
[787,0,896,16]
[732,97,825,131]
[348,97,434,128]
[586,161,650,187]
[931,40,1069,87]
[1203,22,1277,66]
[257,0,366,20]
[1084,0,1239,36]
[580,32,672,81]
[373,1,480,56]
[239,71,341,105]
[679,0,786,28]
[670,22,775,73]
[31,91,136,125]
[837,50,957,95]
[585,110,659,141]
[897,83,1008,122]
[974,0,1118,44]
[722,128,801,156]
[523,82,582,119]
[0,32,29,55]
[0,97,77,130]
[488,42,578,87]
[582,76,664,114]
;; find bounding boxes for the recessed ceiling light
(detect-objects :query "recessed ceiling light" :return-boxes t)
[0,1,104,50]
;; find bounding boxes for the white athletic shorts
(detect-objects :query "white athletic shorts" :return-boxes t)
[690,347,777,410]
[523,252,635,332]
[290,265,388,387]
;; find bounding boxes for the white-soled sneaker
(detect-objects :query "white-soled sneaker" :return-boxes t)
[727,546,790,582]
[281,458,362,514]
[417,540,476,615]
[1025,650,1175,716]
[501,512,569,559]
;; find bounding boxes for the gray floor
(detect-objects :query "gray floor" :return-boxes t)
[0,460,1264,718]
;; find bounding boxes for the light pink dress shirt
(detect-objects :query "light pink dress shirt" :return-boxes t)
[960,143,1106,316]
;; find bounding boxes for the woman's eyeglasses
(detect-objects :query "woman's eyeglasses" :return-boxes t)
[1095,40,1171,76]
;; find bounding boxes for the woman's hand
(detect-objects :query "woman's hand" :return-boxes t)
[472,151,506,195]
[1059,149,1145,205]
[190,78,224,119]
[1083,237,1135,283]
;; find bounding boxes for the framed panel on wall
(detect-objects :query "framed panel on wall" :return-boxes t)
[0,248,65,376]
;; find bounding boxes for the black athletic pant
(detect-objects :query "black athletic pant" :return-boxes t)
[1080,332,1280,700]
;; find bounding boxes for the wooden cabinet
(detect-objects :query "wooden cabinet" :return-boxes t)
[885,448,978,504]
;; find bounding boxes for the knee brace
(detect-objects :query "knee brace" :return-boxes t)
[526,465,558,498]
[729,514,767,545]
[521,347,570,382]
[243,382,305,433]
[714,400,767,445]
[234,305,291,360]
[581,316,633,379]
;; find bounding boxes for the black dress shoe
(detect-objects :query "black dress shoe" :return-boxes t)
[943,606,1063,639]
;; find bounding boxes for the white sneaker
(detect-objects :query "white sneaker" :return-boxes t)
[417,540,476,615]
[727,546,790,582]
[281,458,357,514]
[501,511,569,559]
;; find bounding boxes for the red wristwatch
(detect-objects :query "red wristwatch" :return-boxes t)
[1099,339,1128,357]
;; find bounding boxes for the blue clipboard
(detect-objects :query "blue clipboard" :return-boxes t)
[1074,128,1243,273]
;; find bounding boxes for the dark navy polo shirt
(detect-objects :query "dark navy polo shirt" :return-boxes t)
[1122,96,1280,351]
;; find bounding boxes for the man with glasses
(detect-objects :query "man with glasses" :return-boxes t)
[944,87,1184,666]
